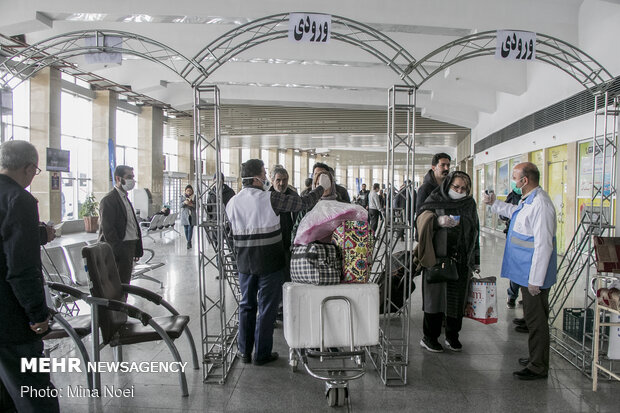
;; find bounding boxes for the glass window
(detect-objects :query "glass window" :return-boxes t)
[261,149,270,172]
[241,148,250,163]
[61,91,93,221]
[279,150,286,167]
[294,153,301,188]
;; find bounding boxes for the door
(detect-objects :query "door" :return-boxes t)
[546,145,568,254]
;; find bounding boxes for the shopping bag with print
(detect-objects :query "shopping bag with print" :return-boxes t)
[465,276,498,324]
[331,220,374,283]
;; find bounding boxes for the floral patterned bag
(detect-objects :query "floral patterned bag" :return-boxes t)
[331,221,374,283]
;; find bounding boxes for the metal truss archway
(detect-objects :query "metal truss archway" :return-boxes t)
[0,30,204,89]
[191,13,419,385]
[401,30,617,377]
[185,13,417,86]
[401,30,614,92]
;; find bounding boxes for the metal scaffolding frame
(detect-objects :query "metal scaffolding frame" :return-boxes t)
[189,14,420,385]
[366,86,416,385]
[548,93,618,374]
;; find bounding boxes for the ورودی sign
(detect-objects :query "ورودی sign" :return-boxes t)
[289,13,331,43]
[496,30,536,60]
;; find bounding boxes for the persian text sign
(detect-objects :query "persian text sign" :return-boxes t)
[289,13,331,43]
[496,30,536,60]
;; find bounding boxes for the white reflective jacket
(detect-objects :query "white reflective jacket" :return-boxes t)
[491,187,557,288]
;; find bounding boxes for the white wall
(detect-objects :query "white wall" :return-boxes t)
[472,0,620,166]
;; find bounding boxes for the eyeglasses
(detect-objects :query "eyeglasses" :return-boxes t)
[33,164,42,175]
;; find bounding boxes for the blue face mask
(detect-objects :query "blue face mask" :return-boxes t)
[510,177,524,195]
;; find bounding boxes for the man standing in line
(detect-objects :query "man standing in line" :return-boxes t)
[416,153,451,215]
[368,183,381,233]
[0,140,60,412]
[357,183,370,209]
[226,159,328,366]
[98,165,143,284]
[484,162,557,380]
[269,166,300,284]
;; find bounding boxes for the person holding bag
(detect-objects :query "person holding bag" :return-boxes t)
[417,171,480,353]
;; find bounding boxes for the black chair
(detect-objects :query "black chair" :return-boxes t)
[44,282,93,390]
[81,243,199,396]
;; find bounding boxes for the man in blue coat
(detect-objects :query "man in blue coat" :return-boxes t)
[484,162,557,380]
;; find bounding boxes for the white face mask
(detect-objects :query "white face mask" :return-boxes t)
[242,176,270,191]
[448,188,466,200]
[121,178,135,192]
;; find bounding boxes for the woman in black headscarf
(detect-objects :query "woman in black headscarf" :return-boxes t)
[417,171,480,353]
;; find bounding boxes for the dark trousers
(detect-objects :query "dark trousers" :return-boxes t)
[238,270,283,360]
[507,281,520,300]
[184,225,194,242]
[369,209,380,233]
[115,240,137,285]
[423,312,463,341]
[0,341,60,413]
[521,286,550,375]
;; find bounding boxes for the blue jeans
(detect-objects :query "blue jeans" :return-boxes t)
[0,340,60,413]
[184,225,194,242]
[238,270,283,360]
[507,280,520,300]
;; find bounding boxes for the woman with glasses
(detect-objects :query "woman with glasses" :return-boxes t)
[417,171,480,353]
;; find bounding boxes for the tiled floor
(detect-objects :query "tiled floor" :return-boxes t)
[46,229,619,412]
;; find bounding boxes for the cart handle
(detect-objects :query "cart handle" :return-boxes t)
[320,296,355,353]
[590,275,620,298]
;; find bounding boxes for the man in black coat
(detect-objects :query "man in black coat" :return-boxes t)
[357,184,370,209]
[416,153,451,215]
[0,140,60,412]
[98,165,143,285]
[269,166,299,283]
[206,173,236,221]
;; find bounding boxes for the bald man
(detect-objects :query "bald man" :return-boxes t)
[483,162,557,380]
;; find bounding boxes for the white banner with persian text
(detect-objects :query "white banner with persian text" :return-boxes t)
[496,30,536,61]
[289,13,331,43]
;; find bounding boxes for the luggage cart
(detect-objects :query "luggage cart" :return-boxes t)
[283,283,379,407]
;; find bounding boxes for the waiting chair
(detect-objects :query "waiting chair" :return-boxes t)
[141,214,165,241]
[63,242,90,286]
[43,282,93,390]
[81,243,199,396]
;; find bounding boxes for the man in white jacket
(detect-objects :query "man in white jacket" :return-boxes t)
[483,162,557,380]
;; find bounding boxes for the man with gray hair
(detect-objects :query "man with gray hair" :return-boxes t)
[269,165,300,284]
[0,140,60,412]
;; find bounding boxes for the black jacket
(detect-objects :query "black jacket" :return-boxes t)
[357,189,370,208]
[0,174,49,345]
[207,184,236,220]
[98,188,143,259]
[335,184,351,203]
[416,169,440,215]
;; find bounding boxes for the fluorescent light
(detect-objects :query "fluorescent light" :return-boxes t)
[350,134,375,137]
[311,136,334,139]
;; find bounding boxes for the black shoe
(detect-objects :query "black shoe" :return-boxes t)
[253,352,279,366]
[420,337,443,353]
[444,338,462,352]
[237,353,251,364]
[513,367,547,380]
[515,325,529,333]
[187,241,192,249]
[512,318,526,326]
[506,298,516,309]
[518,357,529,367]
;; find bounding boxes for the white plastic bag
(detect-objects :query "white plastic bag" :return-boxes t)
[294,200,367,245]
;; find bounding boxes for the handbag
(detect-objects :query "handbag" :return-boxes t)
[425,256,458,284]
[290,242,343,285]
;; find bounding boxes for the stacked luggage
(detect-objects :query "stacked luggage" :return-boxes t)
[285,204,379,407]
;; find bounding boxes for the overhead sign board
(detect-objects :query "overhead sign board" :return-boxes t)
[496,30,536,61]
[289,13,331,43]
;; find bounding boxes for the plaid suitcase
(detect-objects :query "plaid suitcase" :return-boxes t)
[290,242,342,285]
[332,221,374,283]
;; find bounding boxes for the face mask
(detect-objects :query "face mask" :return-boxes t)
[510,177,524,195]
[121,178,135,192]
[448,189,466,200]
[242,176,270,191]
